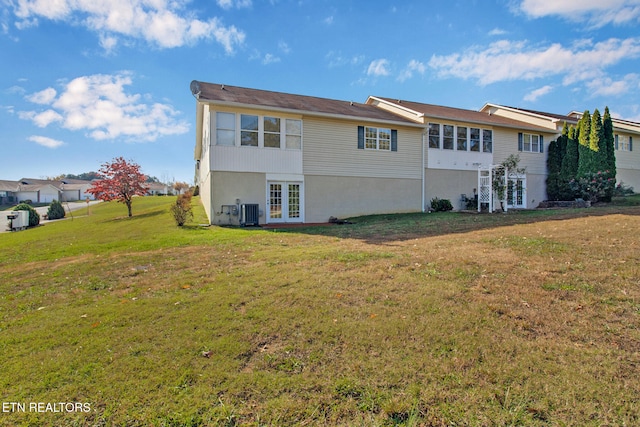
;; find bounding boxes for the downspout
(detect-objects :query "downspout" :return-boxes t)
[421,130,426,212]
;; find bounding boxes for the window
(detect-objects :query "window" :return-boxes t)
[483,129,493,153]
[443,125,454,150]
[615,134,633,151]
[241,114,259,146]
[518,133,543,153]
[457,127,468,151]
[364,126,391,150]
[470,128,480,152]
[428,123,440,149]
[358,126,397,151]
[264,116,281,148]
[286,119,302,149]
[216,112,235,146]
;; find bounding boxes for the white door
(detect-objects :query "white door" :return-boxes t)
[267,181,303,223]
[506,175,526,209]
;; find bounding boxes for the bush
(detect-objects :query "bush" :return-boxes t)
[47,200,66,220]
[613,182,635,196]
[170,192,194,226]
[430,197,453,212]
[569,170,616,203]
[13,203,40,227]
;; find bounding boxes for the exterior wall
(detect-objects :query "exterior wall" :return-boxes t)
[15,191,38,203]
[614,131,640,190]
[305,175,422,223]
[424,169,477,210]
[483,105,557,130]
[210,171,265,225]
[303,117,423,179]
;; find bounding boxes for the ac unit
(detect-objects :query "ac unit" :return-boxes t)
[240,204,259,227]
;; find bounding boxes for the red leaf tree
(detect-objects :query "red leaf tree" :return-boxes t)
[88,157,148,217]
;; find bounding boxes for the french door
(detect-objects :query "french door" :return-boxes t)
[267,181,303,223]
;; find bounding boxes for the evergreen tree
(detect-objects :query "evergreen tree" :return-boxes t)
[590,109,607,172]
[577,110,591,177]
[560,124,579,200]
[547,136,563,200]
[603,107,616,177]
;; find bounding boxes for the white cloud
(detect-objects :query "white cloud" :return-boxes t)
[397,59,426,82]
[216,0,252,9]
[367,59,390,77]
[19,73,189,142]
[10,0,246,53]
[586,73,640,96]
[517,0,640,27]
[262,53,280,65]
[524,85,553,101]
[278,41,290,54]
[488,28,507,36]
[428,37,640,86]
[324,15,334,25]
[28,135,65,148]
[27,87,57,104]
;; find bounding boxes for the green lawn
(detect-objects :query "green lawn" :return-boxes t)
[1,196,639,426]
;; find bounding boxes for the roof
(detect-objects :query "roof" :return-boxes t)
[373,97,554,132]
[190,81,421,126]
[0,180,19,192]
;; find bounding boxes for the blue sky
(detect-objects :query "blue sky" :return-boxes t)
[2,0,640,184]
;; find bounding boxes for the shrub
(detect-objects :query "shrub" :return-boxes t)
[569,170,616,203]
[170,192,193,226]
[47,200,66,220]
[430,197,453,212]
[13,203,40,227]
[613,182,635,196]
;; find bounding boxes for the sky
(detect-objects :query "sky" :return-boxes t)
[1,0,640,184]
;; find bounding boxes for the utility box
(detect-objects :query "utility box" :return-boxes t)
[8,210,29,231]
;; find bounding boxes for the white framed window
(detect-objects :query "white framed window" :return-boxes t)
[428,123,440,149]
[443,125,454,150]
[518,133,543,153]
[264,116,281,148]
[365,126,391,151]
[241,114,259,147]
[615,134,633,151]
[470,128,480,152]
[483,129,493,153]
[286,119,302,149]
[457,127,468,151]
[216,112,236,146]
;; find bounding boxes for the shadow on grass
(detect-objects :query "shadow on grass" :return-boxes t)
[103,209,166,222]
[261,204,640,244]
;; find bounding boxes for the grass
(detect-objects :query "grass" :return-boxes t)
[1,195,640,426]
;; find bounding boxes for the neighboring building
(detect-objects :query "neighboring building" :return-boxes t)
[191,80,640,225]
[0,179,95,204]
[145,182,171,195]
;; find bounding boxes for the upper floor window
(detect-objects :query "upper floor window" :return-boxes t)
[213,112,302,149]
[518,133,544,153]
[358,126,397,151]
[428,123,440,149]
[615,135,633,151]
[428,123,492,153]
[216,112,235,146]
[483,129,493,153]
[365,126,391,150]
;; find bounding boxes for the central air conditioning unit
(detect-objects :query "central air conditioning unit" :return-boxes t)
[240,204,259,227]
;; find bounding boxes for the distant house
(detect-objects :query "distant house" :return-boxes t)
[145,182,170,195]
[190,80,640,225]
[0,178,95,204]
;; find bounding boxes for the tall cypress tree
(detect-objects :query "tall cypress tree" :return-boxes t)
[603,106,616,177]
[590,109,606,172]
[577,110,591,177]
[560,124,579,199]
[546,137,562,200]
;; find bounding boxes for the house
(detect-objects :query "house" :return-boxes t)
[145,182,171,195]
[0,179,95,204]
[191,80,640,225]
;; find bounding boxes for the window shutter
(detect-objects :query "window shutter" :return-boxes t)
[539,135,544,153]
[630,136,633,151]
[357,126,364,149]
[518,133,523,151]
[615,135,619,150]
[391,129,398,151]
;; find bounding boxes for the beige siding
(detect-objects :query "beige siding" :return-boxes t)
[492,128,555,175]
[305,175,422,223]
[483,106,557,130]
[424,169,476,210]
[303,117,423,179]
[210,171,266,225]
